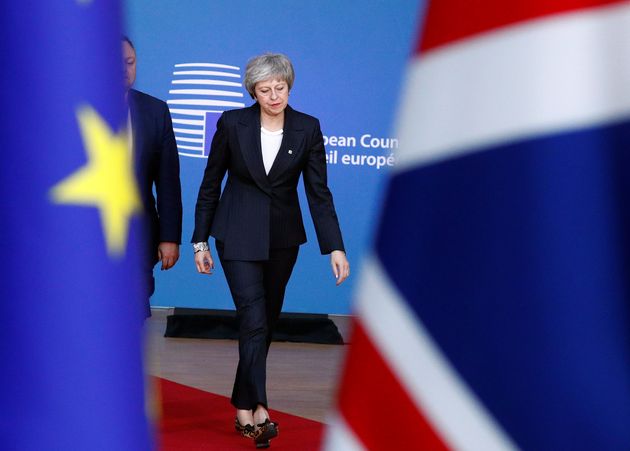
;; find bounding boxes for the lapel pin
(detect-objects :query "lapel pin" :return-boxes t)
[288,149,293,154]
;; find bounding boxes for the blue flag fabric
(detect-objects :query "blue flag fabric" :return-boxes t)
[0,2,151,450]
[376,122,630,450]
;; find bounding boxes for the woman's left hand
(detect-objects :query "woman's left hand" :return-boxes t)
[330,250,350,286]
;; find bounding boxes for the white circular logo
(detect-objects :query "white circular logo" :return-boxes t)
[167,63,246,158]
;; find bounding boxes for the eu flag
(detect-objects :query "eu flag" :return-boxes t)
[0,2,151,450]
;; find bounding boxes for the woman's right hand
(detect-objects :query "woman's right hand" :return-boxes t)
[194,250,214,274]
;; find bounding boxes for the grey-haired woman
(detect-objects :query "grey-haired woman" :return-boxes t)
[192,53,349,448]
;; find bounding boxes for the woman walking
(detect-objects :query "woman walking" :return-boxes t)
[192,53,349,448]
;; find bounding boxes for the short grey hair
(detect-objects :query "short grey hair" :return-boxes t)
[244,53,295,99]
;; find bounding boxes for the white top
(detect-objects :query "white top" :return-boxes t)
[260,126,283,175]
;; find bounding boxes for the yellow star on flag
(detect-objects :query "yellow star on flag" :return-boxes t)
[50,105,142,257]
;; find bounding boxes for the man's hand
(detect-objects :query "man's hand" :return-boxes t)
[158,242,179,270]
[330,250,350,286]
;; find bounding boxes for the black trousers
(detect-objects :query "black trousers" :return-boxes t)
[216,241,299,410]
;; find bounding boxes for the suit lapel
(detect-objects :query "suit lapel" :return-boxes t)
[267,105,304,182]
[237,104,273,195]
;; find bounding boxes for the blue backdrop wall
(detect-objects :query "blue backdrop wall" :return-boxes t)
[125,0,422,314]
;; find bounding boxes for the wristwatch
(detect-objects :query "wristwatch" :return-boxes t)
[192,242,209,253]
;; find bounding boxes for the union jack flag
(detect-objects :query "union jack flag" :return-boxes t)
[325,1,630,449]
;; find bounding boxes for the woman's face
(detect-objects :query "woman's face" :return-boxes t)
[254,78,289,118]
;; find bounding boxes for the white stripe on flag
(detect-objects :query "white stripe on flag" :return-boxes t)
[323,413,366,451]
[356,256,518,451]
[394,1,630,172]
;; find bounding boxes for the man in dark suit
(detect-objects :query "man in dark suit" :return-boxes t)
[123,36,182,316]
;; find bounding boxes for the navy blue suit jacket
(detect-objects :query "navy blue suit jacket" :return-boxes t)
[192,103,344,261]
[129,89,182,261]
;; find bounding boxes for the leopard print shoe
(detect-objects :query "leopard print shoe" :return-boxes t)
[254,419,279,449]
[235,417,256,439]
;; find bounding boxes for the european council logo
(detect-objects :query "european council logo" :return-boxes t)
[167,62,246,158]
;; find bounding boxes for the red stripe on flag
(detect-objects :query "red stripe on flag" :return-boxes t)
[337,319,449,450]
[418,0,626,53]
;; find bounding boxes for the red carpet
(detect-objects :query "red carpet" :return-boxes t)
[157,378,324,450]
